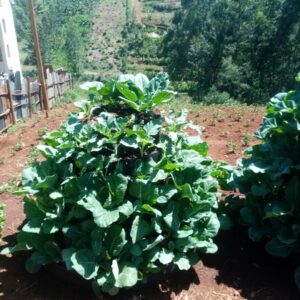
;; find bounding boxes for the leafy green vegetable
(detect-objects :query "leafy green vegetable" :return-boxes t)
[1,73,220,296]
[223,73,300,289]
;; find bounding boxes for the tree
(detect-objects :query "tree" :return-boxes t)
[163,0,300,103]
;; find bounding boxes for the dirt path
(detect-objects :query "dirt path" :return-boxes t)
[134,0,143,23]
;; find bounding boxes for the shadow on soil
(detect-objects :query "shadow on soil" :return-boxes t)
[2,228,300,300]
[0,234,200,300]
[202,228,300,300]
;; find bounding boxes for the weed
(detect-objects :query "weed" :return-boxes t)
[0,178,18,194]
[6,125,18,135]
[38,127,49,138]
[242,135,251,146]
[226,140,238,154]
[11,142,25,155]
[27,147,40,164]
[234,114,242,122]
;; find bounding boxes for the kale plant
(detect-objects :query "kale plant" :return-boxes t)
[2,73,220,296]
[224,74,300,288]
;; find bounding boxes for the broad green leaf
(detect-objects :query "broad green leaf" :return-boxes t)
[151,91,173,105]
[23,197,44,219]
[163,203,180,231]
[37,145,58,158]
[150,169,169,183]
[143,235,165,251]
[129,179,158,203]
[118,201,134,218]
[104,224,127,256]
[107,174,128,204]
[174,254,191,271]
[265,238,293,258]
[62,248,75,270]
[205,214,220,237]
[25,251,53,273]
[49,192,63,199]
[115,262,138,288]
[130,216,152,243]
[78,194,119,228]
[218,214,232,231]
[264,201,291,219]
[159,249,174,265]
[42,218,62,234]
[251,184,269,197]
[91,228,103,256]
[22,218,43,234]
[70,249,99,280]
[116,82,138,102]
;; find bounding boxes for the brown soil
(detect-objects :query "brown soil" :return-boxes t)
[0,104,299,299]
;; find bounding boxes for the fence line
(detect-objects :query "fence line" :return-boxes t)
[0,67,73,133]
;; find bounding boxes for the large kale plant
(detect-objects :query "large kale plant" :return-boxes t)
[223,74,300,288]
[2,73,220,296]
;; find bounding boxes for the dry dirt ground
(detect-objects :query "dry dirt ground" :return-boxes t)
[0,102,299,299]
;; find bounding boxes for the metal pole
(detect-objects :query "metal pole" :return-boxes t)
[28,0,49,117]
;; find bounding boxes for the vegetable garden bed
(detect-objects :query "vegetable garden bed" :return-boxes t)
[0,80,299,299]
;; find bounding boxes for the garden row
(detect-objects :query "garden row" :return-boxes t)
[1,72,300,297]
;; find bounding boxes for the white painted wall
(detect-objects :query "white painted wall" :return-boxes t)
[0,0,22,76]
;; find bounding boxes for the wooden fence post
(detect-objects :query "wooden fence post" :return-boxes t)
[28,0,49,117]
[6,81,16,125]
[39,84,44,112]
[27,77,33,118]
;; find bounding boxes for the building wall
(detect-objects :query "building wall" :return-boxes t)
[0,0,22,76]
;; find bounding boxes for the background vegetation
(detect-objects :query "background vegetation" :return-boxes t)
[163,0,300,103]
[13,0,98,75]
[12,0,300,104]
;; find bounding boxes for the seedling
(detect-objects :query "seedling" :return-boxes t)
[234,114,242,122]
[226,140,238,153]
[11,141,25,155]
[242,135,251,146]
[38,127,49,138]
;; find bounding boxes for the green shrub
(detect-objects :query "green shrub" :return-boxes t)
[223,74,300,288]
[202,87,238,105]
[2,73,220,296]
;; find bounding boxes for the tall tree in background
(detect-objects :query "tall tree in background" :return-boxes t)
[13,0,96,75]
[163,0,300,103]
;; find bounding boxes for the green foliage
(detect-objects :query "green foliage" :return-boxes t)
[0,205,4,241]
[2,73,220,296]
[163,0,300,103]
[223,74,300,287]
[13,0,97,74]
[202,87,236,105]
